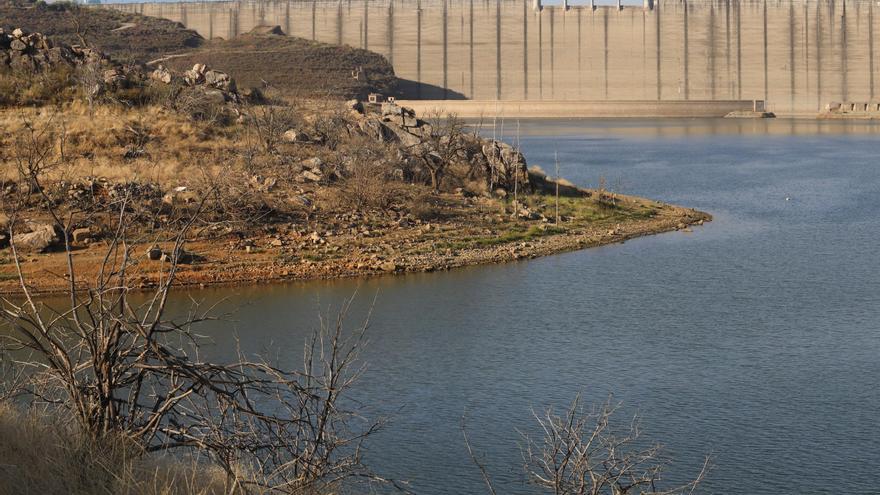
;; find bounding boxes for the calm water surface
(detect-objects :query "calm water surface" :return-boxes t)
[168,119,879,493]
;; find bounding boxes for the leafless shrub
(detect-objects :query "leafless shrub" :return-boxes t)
[244,104,300,154]
[113,119,153,160]
[312,103,351,151]
[336,135,402,211]
[462,395,709,495]
[407,190,445,221]
[170,87,235,126]
[521,395,709,495]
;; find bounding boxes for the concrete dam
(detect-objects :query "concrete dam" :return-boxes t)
[108,0,880,115]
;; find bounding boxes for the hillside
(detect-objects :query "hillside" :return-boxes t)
[159,29,399,99]
[0,0,203,63]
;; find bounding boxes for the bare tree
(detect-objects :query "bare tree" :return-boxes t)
[554,151,560,226]
[416,111,469,192]
[521,395,709,495]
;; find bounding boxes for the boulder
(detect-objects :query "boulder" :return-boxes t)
[10,38,27,51]
[204,70,235,92]
[381,102,402,117]
[147,245,163,261]
[301,170,322,182]
[12,224,59,253]
[346,99,364,114]
[150,66,173,84]
[282,129,310,143]
[379,261,398,273]
[102,68,125,85]
[72,228,91,244]
[388,122,423,147]
[300,157,324,169]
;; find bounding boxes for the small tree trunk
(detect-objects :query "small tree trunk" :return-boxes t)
[555,151,560,226]
[430,169,440,192]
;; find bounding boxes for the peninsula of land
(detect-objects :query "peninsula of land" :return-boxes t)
[0,3,710,294]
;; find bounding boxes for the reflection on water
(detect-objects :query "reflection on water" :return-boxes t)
[10,119,880,494]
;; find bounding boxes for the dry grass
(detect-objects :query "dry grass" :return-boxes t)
[0,104,235,185]
[0,404,232,495]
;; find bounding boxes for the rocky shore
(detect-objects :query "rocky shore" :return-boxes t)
[0,193,709,294]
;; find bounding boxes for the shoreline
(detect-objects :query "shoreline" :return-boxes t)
[0,195,710,295]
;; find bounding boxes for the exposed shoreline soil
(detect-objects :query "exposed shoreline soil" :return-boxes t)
[0,195,710,295]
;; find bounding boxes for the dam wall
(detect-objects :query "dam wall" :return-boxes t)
[106,0,880,115]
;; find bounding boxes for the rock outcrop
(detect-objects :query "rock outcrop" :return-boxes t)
[0,27,104,72]
[348,101,531,192]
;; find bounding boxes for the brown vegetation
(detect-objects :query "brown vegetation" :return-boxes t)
[0,405,230,495]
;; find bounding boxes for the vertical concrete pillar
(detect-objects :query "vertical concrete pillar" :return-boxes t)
[533,0,542,12]
[590,0,595,12]
[655,0,661,100]
[683,0,689,99]
[789,1,796,113]
[337,1,343,45]
[416,0,422,98]
[841,0,848,101]
[495,0,502,99]
[577,7,582,99]
[617,0,622,11]
[603,8,608,98]
[763,0,768,102]
[538,6,543,99]
[644,0,654,11]
[725,0,731,98]
[311,0,316,40]
[870,0,875,99]
[363,0,369,50]
[471,0,476,98]
[443,0,448,98]
[736,0,742,100]
[386,2,394,65]
[549,7,554,99]
[523,0,529,99]
[284,1,291,40]
[816,1,822,111]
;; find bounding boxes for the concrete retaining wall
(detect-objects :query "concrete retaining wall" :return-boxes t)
[105,0,880,116]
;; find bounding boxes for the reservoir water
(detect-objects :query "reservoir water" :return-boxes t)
[151,119,880,493]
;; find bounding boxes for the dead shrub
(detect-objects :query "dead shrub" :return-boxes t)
[243,104,300,154]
